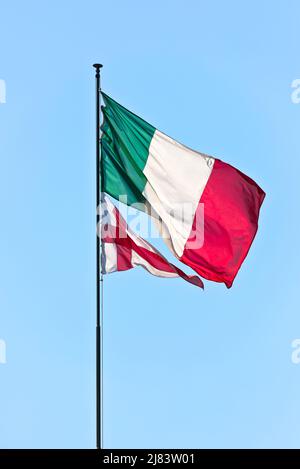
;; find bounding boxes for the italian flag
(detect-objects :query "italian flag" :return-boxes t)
[101,93,265,288]
[101,194,204,289]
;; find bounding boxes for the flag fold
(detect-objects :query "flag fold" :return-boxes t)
[101,195,204,289]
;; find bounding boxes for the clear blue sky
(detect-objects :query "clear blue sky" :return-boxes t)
[1,0,300,449]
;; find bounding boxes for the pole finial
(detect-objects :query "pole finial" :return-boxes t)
[93,63,103,69]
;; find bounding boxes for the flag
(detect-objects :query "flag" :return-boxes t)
[101,93,265,288]
[101,195,203,289]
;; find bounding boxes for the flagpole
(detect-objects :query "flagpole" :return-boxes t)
[93,63,103,449]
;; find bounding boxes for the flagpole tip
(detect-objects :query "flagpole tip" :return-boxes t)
[93,63,103,69]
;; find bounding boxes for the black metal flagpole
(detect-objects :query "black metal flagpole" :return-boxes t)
[93,63,103,449]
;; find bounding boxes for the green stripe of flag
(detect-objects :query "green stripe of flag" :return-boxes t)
[101,92,155,205]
